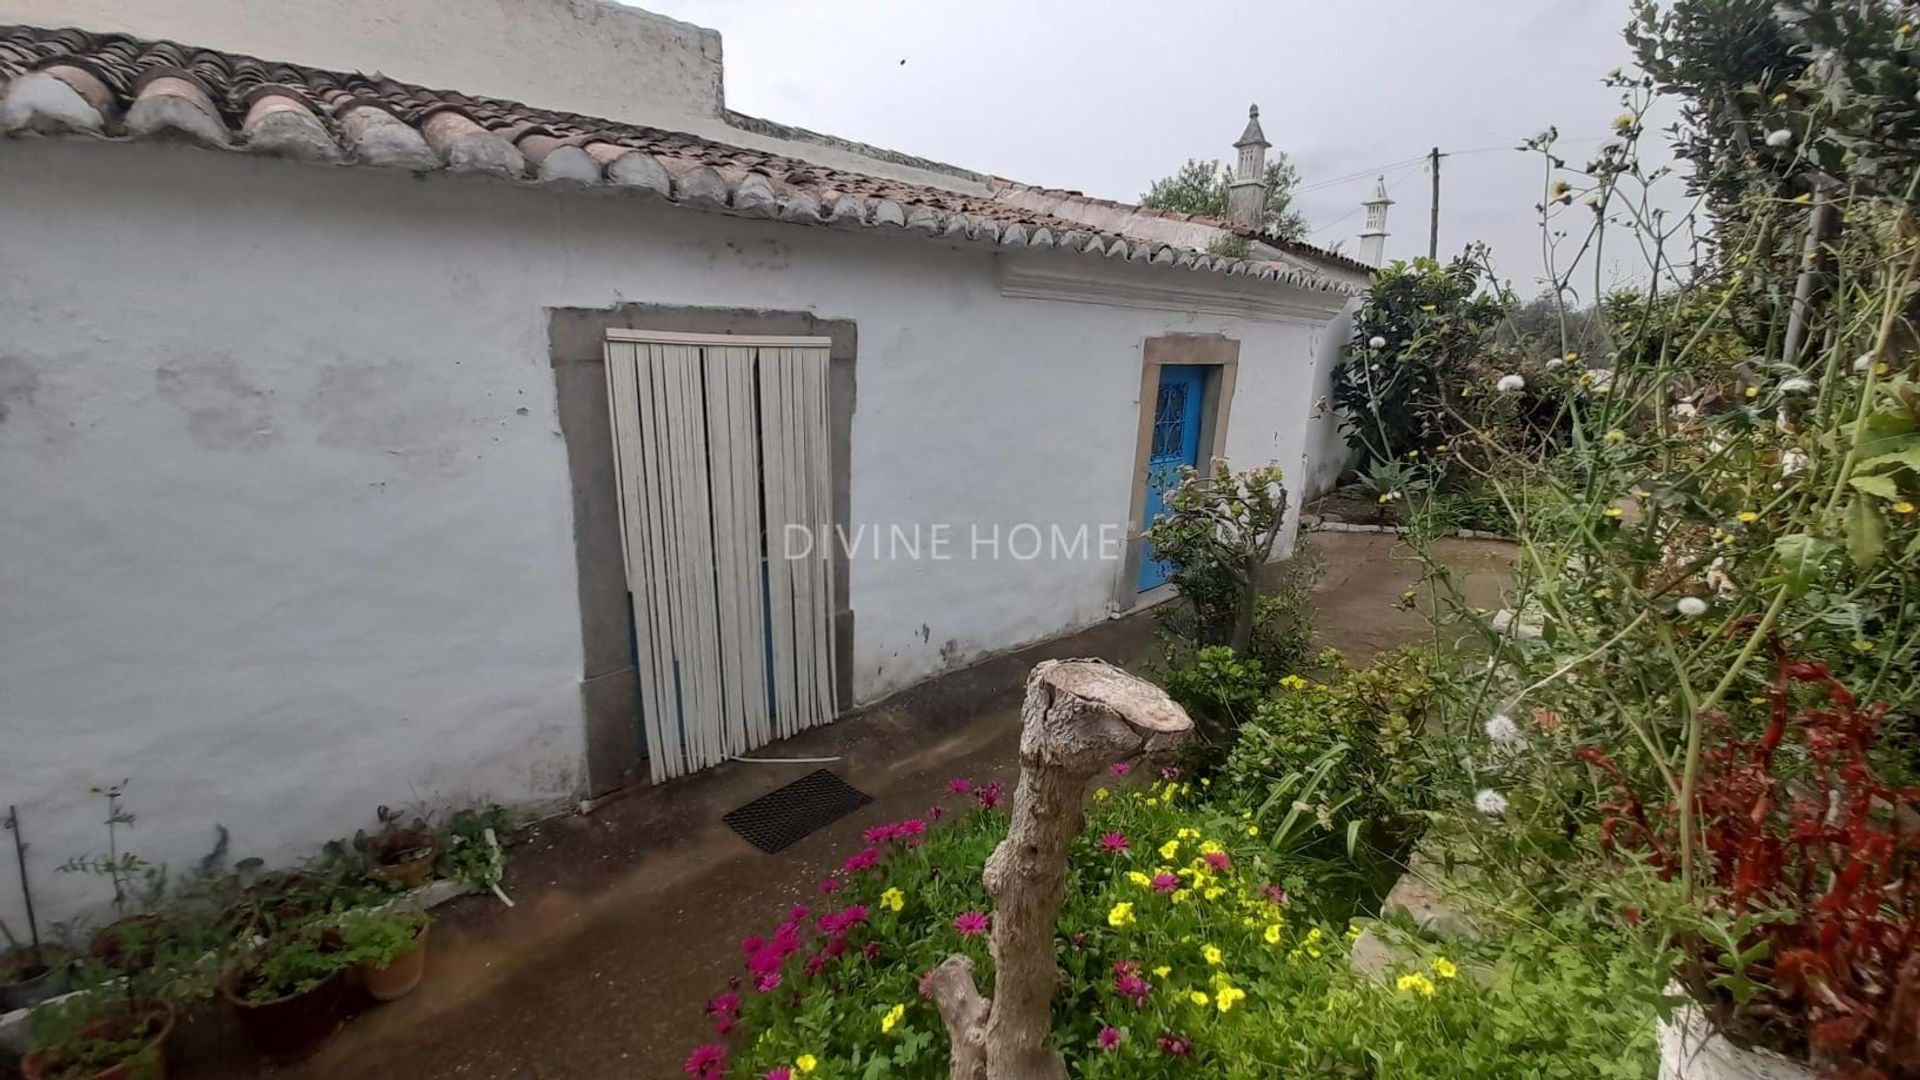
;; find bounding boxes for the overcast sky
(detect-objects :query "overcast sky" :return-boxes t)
[642,0,1692,294]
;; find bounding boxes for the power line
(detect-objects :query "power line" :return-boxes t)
[1308,161,1424,237]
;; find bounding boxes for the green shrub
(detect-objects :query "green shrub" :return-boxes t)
[1220,649,1439,918]
[695,776,1661,1079]
[1162,647,1271,750]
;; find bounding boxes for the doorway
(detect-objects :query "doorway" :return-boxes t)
[602,330,839,782]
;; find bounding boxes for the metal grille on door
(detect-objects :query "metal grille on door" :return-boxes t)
[603,333,838,782]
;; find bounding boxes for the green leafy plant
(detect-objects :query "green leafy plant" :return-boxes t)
[1145,462,1304,665]
[335,908,428,969]
[229,922,349,1004]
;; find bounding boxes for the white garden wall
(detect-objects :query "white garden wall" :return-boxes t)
[0,138,1337,924]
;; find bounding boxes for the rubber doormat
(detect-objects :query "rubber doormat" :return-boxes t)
[724,769,874,854]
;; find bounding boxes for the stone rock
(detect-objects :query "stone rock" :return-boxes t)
[1658,1000,1815,1080]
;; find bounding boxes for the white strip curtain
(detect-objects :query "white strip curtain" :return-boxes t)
[604,338,836,782]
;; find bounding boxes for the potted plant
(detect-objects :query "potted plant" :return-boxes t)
[338,908,430,1002]
[1588,651,1918,1078]
[218,921,352,1062]
[359,808,439,891]
[1,918,61,1013]
[20,992,176,1080]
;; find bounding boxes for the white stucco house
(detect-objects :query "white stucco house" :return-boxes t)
[0,0,1385,922]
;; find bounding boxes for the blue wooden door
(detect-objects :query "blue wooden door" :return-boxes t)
[1139,364,1207,591]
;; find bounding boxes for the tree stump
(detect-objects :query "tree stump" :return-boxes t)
[927,659,1192,1080]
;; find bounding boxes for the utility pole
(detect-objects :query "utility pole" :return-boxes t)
[1427,146,1442,261]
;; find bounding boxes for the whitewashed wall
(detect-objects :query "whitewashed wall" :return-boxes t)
[0,138,1335,923]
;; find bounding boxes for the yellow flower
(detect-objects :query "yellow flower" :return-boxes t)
[1159,840,1180,860]
[1216,985,1246,1012]
[1264,923,1283,945]
[1094,787,1109,801]
[1432,957,1458,980]
[1172,889,1191,904]
[1603,507,1623,519]
[1853,639,1877,653]
[880,887,905,912]
[1153,965,1171,979]
[1198,840,1223,856]
[1746,385,1760,398]
[1177,827,1199,840]
[1203,944,1224,966]
[1245,826,1259,837]
[1108,902,1135,927]
[1736,511,1759,524]
[1592,587,1613,599]
[1241,810,1252,820]
[796,1055,818,1074]
[1278,673,1308,690]
[1397,972,1436,997]
[1189,990,1210,1007]
[1895,501,1917,515]
[1128,871,1152,888]
[1204,887,1225,901]
[1603,429,1626,446]
[881,1003,906,1034]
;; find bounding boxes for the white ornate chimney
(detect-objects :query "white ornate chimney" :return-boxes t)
[1358,175,1393,267]
[1227,104,1270,231]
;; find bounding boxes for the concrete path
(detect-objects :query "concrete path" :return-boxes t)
[171,533,1511,1079]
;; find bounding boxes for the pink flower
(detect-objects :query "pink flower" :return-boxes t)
[684,1043,728,1078]
[919,970,938,998]
[1261,885,1289,907]
[755,972,782,994]
[1203,851,1232,872]
[818,905,871,935]
[1112,960,1140,976]
[818,877,842,894]
[1111,761,1131,776]
[863,942,882,960]
[1160,765,1181,781]
[864,823,899,844]
[788,905,811,923]
[1114,972,1152,1006]
[1098,1026,1124,1051]
[803,955,827,977]
[1099,832,1130,854]
[740,935,765,956]
[928,804,945,821]
[953,911,990,937]
[843,847,881,874]
[712,1017,733,1036]
[948,778,974,795]
[1157,1035,1192,1057]
[707,992,742,1019]
[823,936,848,958]
[1150,872,1179,894]
[897,819,927,839]
[977,781,1006,810]
[766,1069,794,1080]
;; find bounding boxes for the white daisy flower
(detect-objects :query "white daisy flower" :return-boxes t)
[1368,336,1387,349]
[1484,714,1522,746]
[1765,129,1793,148]
[1474,789,1510,816]
[1496,374,1526,393]
[1676,596,1708,618]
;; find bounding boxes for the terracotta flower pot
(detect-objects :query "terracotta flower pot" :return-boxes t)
[359,923,429,1002]
[368,831,439,890]
[220,967,350,1063]
[20,1000,176,1080]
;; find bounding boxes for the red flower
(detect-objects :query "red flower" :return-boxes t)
[976,781,1006,809]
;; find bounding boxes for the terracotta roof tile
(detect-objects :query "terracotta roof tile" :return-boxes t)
[0,26,1361,295]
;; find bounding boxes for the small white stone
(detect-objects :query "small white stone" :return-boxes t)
[1765,128,1793,148]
